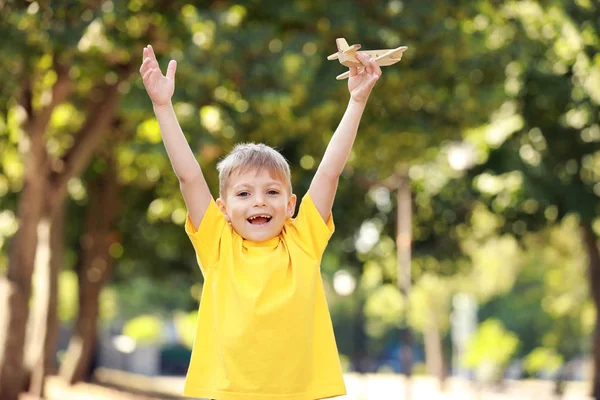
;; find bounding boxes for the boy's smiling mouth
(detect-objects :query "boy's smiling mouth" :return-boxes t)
[247,214,272,225]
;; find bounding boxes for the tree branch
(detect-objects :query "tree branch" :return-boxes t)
[21,58,72,183]
[50,83,119,201]
[50,61,136,205]
[19,78,33,122]
[27,58,72,139]
[581,220,600,308]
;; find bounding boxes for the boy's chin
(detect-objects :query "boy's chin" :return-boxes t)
[243,232,278,242]
[240,225,282,242]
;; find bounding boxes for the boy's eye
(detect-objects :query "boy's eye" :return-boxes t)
[267,190,279,195]
[237,191,250,197]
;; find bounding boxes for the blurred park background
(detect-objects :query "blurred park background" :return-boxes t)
[0,0,599,399]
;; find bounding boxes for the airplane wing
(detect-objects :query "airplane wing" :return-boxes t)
[336,69,361,80]
[364,46,408,66]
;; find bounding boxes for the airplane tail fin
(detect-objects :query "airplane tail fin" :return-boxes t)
[336,38,350,52]
[329,38,361,63]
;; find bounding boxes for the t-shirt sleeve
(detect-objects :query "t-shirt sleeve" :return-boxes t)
[185,199,227,275]
[290,193,335,258]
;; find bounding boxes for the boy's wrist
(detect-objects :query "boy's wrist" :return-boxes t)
[349,97,368,109]
[153,101,173,112]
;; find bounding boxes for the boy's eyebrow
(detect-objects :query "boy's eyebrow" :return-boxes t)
[232,183,252,190]
[232,180,283,190]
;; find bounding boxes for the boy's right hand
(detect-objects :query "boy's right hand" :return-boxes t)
[140,45,177,107]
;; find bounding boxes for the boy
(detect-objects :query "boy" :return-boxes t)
[140,43,381,399]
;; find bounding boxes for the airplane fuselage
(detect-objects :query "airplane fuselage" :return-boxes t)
[327,38,408,80]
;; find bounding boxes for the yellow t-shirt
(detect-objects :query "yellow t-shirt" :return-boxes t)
[183,194,346,400]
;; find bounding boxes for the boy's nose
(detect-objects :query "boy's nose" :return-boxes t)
[253,195,266,207]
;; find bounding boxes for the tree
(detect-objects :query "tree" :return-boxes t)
[460,0,600,396]
[0,2,184,397]
[59,142,120,384]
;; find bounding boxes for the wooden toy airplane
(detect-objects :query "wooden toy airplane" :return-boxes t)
[327,38,408,80]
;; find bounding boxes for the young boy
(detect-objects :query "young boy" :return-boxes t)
[140,44,381,400]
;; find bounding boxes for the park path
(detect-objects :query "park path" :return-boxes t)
[89,369,593,400]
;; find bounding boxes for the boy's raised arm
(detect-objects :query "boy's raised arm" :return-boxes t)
[309,52,382,222]
[140,45,212,229]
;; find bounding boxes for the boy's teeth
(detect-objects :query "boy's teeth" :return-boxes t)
[249,215,270,220]
[248,215,271,224]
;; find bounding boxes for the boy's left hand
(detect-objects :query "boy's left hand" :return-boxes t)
[348,52,382,104]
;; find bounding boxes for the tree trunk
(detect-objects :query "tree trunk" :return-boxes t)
[581,221,600,400]
[26,204,65,397]
[424,318,446,390]
[0,62,69,400]
[0,66,64,400]
[0,149,48,400]
[0,79,124,400]
[396,173,413,377]
[60,158,119,384]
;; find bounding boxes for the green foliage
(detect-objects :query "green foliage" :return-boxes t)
[462,234,522,301]
[326,288,359,359]
[99,286,119,323]
[524,347,564,376]
[0,210,18,275]
[476,215,591,369]
[409,274,452,334]
[57,270,118,323]
[57,271,78,323]
[113,276,197,320]
[364,283,404,339]
[174,310,198,350]
[415,0,599,371]
[524,216,592,357]
[463,319,520,380]
[123,314,165,345]
[466,0,600,224]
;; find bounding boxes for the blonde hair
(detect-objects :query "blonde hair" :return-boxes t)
[216,143,292,196]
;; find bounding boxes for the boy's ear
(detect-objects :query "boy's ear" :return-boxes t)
[286,194,297,218]
[215,198,231,222]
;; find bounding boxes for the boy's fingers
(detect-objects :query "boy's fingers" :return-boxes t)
[148,44,158,62]
[140,61,159,78]
[142,68,154,83]
[370,74,379,86]
[150,59,160,71]
[356,53,370,71]
[348,65,358,78]
[357,53,381,78]
[139,57,151,74]
[142,56,161,74]
[364,57,374,76]
[166,60,177,80]
[372,59,382,77]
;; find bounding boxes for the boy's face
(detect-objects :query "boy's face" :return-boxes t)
[216,168,296,242]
